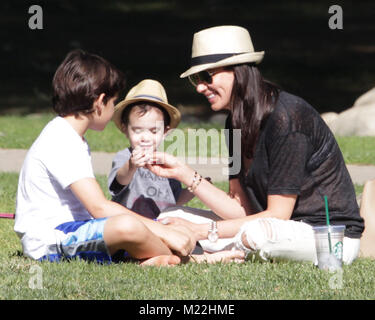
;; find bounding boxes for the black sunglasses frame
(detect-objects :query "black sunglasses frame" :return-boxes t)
[188,70,218,87]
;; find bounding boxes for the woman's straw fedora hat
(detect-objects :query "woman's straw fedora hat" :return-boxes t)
[180,25,264,78]
[113,79,181,130]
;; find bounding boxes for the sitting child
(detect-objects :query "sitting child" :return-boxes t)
[108,79,195,220]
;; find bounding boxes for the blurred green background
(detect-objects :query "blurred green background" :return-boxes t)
[1,0,374,117]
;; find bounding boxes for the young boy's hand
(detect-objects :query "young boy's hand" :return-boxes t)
[130,145,153,168]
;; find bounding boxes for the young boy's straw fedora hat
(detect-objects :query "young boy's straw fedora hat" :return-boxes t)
[180,25,264,78]
[113,79,181,130]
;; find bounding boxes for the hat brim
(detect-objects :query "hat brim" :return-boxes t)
[180,51,264,78]
[112,98,181,131]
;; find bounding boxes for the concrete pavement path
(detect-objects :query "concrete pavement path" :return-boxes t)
[1,148,375,185]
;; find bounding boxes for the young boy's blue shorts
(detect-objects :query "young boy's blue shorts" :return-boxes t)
[39,218,128,263]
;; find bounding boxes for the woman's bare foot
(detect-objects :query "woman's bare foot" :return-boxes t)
[140,255,181,266]
[191,250,245,264]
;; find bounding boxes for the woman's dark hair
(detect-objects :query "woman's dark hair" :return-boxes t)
[230,64,280,159]
[121,102,171,128]
[52,49,126,116]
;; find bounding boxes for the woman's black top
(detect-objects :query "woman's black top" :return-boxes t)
[225,91,364,238]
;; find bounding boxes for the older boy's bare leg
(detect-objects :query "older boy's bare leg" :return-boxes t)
[103,214,173,260]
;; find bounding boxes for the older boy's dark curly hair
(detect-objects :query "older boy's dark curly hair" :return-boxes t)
[52,50,125,116]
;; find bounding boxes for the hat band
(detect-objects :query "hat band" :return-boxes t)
[133,94,164,102]
[190,52,246,67]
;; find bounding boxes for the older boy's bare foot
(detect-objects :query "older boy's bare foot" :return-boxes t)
[140,255,181,266]
[191,250,245,264]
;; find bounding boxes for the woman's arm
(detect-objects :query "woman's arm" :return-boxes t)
[148,152,297,237]
[147,152,248,219]
[214,194,296,238]
[229,178,254,214]
[160,194,297,240]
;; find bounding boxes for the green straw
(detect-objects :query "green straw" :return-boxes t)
[324,195,333,254]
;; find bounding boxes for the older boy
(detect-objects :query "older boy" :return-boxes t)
[14,50,196,266]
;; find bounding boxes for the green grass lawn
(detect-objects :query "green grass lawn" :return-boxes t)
[0,115,373,300]
[0,172,373,300]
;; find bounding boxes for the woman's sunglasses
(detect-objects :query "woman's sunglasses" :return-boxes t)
[188,69,220,87]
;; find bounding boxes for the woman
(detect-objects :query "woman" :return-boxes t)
[148,25,364,265]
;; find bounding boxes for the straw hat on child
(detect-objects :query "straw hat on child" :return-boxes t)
[113,79,181,130]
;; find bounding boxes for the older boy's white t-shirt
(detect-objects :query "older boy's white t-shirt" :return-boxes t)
[14,116,94,258]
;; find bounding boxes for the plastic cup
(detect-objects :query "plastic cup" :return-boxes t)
[313,225,345,271]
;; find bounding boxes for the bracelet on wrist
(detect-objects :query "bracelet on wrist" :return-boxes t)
[187,171,202,192]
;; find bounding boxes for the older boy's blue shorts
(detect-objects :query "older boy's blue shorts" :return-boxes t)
[39,218,129,263]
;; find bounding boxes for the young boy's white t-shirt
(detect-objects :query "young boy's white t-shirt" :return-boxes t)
[14,116,95,259]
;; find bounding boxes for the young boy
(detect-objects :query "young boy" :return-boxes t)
[14,50,197,266]
[108,79,195,220]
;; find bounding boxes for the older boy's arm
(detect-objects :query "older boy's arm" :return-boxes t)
[70,177,196,256]
[71,177,133,218]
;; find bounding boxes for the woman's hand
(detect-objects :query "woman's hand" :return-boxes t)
[146,152,195,185]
